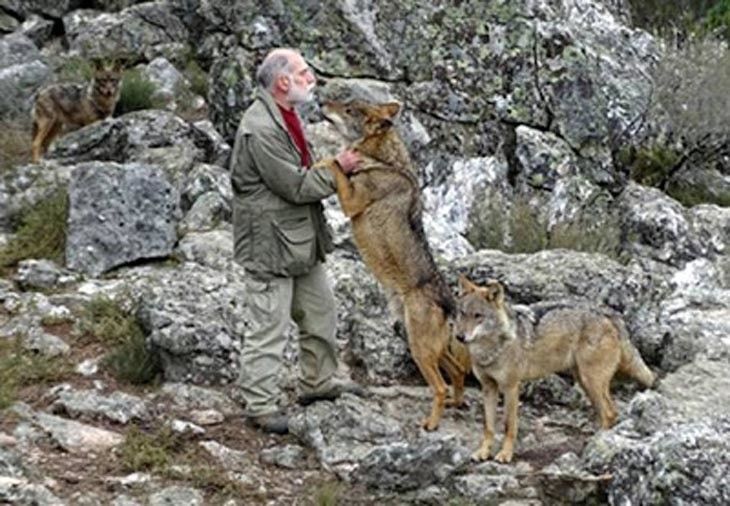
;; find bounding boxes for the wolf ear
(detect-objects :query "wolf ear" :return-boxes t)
[111,58,125,73]
[90,58,105,72]
[483,279,505,306]
[458,274,478,295]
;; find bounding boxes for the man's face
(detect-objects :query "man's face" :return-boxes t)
[284,54,316,104]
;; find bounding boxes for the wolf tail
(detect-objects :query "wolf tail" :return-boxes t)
[614,317,655,388]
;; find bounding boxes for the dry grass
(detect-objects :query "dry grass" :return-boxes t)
[0,119,33,174]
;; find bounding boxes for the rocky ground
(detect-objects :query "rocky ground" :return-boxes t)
[2,0,730,504]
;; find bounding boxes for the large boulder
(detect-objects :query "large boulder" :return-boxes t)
[65,161,181,276]
[0,32,51,117]
[63,2,189,60]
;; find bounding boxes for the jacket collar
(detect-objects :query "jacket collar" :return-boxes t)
[256,86,312,161]
[256,87,290,134]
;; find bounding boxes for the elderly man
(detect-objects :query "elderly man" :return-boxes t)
[231,48,363,434]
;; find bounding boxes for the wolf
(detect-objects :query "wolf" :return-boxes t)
[31,59,123,163]
[313,101,471,430]
[455,276,655,463]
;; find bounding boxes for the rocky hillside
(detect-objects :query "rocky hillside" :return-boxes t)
[1,0,729,504]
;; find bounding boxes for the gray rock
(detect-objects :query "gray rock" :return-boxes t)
[132,263,249,385]
[259,444,307,470]
[65,162,180,276]
[199,440,253,471]
[19,14,55,47]
[179,191,230,233]
[175,228,233,271]
[148,486,203,506]
[141,57,186,106]
[352,438,468,492]
[14,259,79,291]
[0,161,72,233]
[49,110,217,180]
[0,476,66,506]
[51,389,150,424]
[180,163,231,212]
[0,33,51,118]
[64,3,188,60]
[14,407,123,453]
[207,47,256,143]
[22,327,70,357]
[289,394,404,480]
[191,121,231,167]
[159,383,240,416]
[618,183,712,267]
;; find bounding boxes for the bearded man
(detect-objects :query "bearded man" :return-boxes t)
[230,48,364,434]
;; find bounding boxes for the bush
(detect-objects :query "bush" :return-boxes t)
[56,56,95,83]
[704,0,730,38]
[78,296,162,385]
[0,188,68,267]
[0,120,32,174]
[627,0,721,36]
[118,425,180,472]
[0,338,72,409]
[115,68,165,116]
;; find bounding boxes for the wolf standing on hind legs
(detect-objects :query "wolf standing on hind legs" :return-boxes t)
[312,101,472,431]
[31,59,124,163]
[231,48,365,435]
[456,276,655,463]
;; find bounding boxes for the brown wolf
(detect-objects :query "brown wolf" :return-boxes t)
[313,101,471,430]
[456,276,655,463]
[31,59,123,163]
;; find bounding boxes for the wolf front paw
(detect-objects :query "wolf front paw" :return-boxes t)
[494,448,513,463]
[470,448,490,462]
[421,417,439,431]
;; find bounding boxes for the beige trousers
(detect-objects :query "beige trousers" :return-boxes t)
[238,262,338,417]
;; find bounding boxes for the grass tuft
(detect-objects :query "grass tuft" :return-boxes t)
[77,296,162,385]
[0,188,68,267]
[0,337,72,410]
[115,68,165,116]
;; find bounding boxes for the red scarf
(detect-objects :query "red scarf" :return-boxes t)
[278,105,312,167]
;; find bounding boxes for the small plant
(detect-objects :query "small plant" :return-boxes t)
[311,480,344,506]
[56,56,95,83]
[184,58,209,99]
[118,425,180,472]
[622,143,681,188]
[0,337,72,409]
[509,198,549,254]
[114,68,165,116]
[0,188,68,267]
[0,120,32,173]
[78,296,162,384]
[703,0,730,39]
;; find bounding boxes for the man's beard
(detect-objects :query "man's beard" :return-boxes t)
[287,82,315,105]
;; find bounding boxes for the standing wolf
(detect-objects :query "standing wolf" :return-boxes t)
[456,276,655,463]
[31,59,123,163]
[314,101,471,431]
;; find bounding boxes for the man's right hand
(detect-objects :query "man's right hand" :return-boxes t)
[335,149,362,174]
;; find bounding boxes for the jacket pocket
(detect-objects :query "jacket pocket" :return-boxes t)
[271,211,316,276]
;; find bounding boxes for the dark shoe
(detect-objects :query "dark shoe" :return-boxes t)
[297,381,369,406]
[246,411,289,435]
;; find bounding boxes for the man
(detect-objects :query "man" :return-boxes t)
[231,48,363,434]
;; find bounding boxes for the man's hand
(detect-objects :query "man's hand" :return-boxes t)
[335,149,362,174]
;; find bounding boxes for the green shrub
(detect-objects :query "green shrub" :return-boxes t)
[627,0,719,36]
[78,296,162,385]
[623,144,681,187]
[0,189,68,267]
[0,120,32,174]
[704,0,730,38]
[0,338,72,409]
[118,425,180,472]
[56,56,95,83]
[115,68,165,116]
[311,480,344,506]
[184,58,209,99]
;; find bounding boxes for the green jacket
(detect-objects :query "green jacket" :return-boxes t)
[230,88,336,279]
